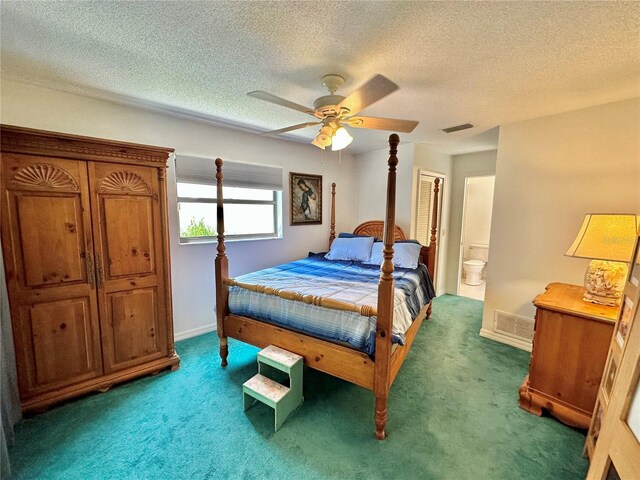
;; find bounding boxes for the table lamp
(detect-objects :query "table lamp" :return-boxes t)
[565,214,639,306]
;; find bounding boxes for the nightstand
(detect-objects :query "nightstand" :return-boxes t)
[518,282,618,429]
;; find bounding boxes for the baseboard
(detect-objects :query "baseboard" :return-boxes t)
[479,328,532,352]
[174,323,216,341]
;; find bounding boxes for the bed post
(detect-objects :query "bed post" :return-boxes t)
[428,177,440,281]
[373,134,399,440]
[215,158,229,367]
[329,182,336,248]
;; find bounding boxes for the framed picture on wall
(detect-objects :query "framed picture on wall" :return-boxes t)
[290,172,322,225]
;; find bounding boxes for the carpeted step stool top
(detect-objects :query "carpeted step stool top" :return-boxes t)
[258,345,303,371]
[243,374,290,404]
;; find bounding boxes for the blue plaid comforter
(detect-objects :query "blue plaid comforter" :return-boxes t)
[227,254,435,355]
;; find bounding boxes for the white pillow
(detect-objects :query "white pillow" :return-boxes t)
[325,237,375,262]
[366,242,422,269]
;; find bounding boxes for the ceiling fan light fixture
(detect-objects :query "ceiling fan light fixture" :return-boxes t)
[319,125,333,138]
[312,125,333,148]
[331,126,353,151]
[311,136,326,150]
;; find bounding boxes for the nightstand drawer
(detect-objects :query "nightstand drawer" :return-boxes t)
[519,282,618,429]
[529,309,613,414]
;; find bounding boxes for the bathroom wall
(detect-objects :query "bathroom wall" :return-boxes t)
[462,176,495,260]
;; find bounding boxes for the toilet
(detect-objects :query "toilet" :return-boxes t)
[463,244,489,286]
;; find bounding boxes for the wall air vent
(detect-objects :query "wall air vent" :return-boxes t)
[442,123,473,133]
[494,310,535,342]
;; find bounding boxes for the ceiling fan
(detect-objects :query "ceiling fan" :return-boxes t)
[248,74,419,151]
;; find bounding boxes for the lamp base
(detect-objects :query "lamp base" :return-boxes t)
[582,260,628,307]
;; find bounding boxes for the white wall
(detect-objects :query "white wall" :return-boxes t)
[353,142,415,233]
[482,98,640,348]
[0,78,358,338]
[445,150,497,293]
[462,176,495,258]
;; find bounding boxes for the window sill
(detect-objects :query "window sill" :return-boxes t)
[179,235,283,246]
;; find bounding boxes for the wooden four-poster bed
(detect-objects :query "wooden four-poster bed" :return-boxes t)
[214,134,440,439]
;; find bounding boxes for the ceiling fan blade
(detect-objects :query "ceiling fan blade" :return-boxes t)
[343,116,419,133]
[261,122,320,136]
[336,75,399,116]
[248,91,315,115]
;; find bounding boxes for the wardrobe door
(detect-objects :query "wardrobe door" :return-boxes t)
[88,163,168,372]
[0,155,103,398]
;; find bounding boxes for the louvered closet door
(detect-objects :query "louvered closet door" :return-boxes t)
[88,162,168,372]
[0,155,103,398]
[416,174,437,246]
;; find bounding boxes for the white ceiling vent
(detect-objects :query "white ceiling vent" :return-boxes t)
[494,310,534,342]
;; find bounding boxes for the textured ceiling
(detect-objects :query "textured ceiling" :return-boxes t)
[1,1,639,154]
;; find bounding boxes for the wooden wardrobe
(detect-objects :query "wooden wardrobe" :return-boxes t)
[0,125,180,413]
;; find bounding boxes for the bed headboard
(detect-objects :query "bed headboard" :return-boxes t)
[352,221,434,276]
[328,174,440,282]
[353,221,406,241]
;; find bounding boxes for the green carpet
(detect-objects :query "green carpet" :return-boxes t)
[9,295,588,479]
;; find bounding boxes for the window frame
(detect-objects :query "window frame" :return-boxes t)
[177,187,281,244]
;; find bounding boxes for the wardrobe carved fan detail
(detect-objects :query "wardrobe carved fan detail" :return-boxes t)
[10,164,79,191]
[100,171,151,194]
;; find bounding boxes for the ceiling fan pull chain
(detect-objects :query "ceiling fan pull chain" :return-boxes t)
[339,149,342,165]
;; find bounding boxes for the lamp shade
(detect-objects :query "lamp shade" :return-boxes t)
[331,126,353,151]
[565,214,640,262]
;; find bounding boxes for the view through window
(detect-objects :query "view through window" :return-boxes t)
[177,182,281,243]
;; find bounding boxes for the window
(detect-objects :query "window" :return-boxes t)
[175,156,283,244]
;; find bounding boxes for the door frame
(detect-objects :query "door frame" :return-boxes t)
[456,173,496,296]
[412,168,446,294]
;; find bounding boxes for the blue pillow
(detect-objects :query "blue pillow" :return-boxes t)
[338,232,371,239]
[325,237,375,262]
[366,242,422,269]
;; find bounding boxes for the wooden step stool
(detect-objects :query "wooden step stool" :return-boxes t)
[243,345,303,431]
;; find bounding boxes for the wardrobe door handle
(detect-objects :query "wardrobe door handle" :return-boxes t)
[96,253,104,289]
[86,255,95,289]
